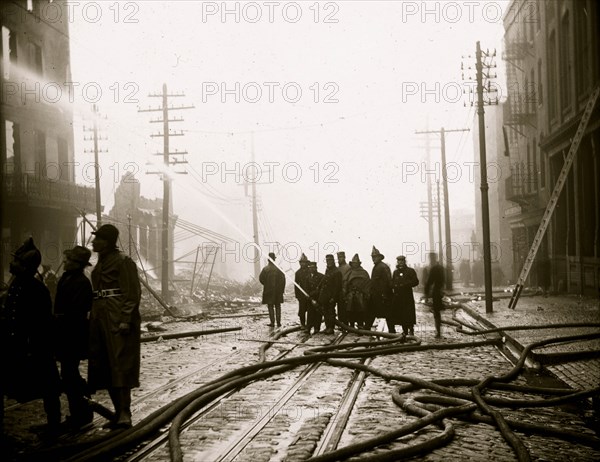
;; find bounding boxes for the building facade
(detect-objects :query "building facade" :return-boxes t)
[1,0,96,281]
[503,0,599,295]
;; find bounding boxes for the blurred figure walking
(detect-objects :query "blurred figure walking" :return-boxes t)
[424,252,445,338]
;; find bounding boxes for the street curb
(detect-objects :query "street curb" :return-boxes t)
[457,302,542,370]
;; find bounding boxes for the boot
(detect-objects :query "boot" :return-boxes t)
[275,304,281,327]
[115,388,132,428]
[267,305,275,326]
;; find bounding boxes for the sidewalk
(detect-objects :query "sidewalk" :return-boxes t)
[457,293,600,392]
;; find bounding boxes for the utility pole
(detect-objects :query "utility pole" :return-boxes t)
[139,83,193,303]
[127,213,132,257]
[471,41,498,313]
[250,133,261,280]
[84,104,107,227]
[436,180,443,260]
[415,126,470,290]
[425,132,435,252]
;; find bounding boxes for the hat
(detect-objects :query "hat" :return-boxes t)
[268,252,276,260]
[308,261,317,268]
[65,246,92,267]
[396,255,406,261]
[325,254,335,261]
[350,253,361,264]
[337,251,346,258]
[371,246,384,259]
[299,253,309,263]
[12,237,42,271]
[92,224,119,246]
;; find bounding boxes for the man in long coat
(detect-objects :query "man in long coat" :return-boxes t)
[54,246,94,429]
[424,252,445,338]
[1,238,62,436]
[259,252,286,327]
[390,255,419,338]
[305,261,324,334]
[89,224,141,429]
[317,254,342,335]
[366,246,392,330]
[294,253,310,328]
[336,251,351,327]
[344,254,371,329]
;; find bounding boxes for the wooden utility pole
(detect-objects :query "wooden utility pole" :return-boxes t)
[139,83,193,303]
[415,126,470,290]
[474,41,497,313]
[250,133,261,280]
[436,180,443,261]
[84,104,106,227]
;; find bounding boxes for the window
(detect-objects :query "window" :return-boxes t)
[574,2,589,94]
[2,26,17,80]
[29,42,43,76]
[539,138,546,188]
[532,137,538,191]
[548,31,557,119]
[34,129,46,171]
[27,0,33,12]
[57,137,68,181]
[4,120,20,174]
[537,59,543,106]
[559,12,571,109]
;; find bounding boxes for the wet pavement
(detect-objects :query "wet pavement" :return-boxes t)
[1,292,599,461]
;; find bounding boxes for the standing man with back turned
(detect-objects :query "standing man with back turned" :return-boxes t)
[89,224,142,429]
[259,252,286,327]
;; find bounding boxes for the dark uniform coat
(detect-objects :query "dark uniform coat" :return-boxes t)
[345,267,371,315]
[294,267,310,300]
[259,263,286,304]
[305,270,324,300]
[0,276,61,403]
[317,266,342,306]
[370,261,392,317]
[54,270,93,361]
[89,250,141,391]
[390,266,419,325]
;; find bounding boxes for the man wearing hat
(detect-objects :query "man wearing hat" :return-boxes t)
[89,224,142,429]
[366,246,392,330]
[294,253,310,329]
[336,251,351,327]
[54,246,94,430]
[1,238,62,435]
[344,254,371,329]
[305,261,324,334]
[259,252,286,327]
[316,254,342,335]
[390,255,419,338]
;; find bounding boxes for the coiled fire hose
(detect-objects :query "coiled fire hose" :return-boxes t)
[33,308,598,462]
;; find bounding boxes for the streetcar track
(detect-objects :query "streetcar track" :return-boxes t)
[121,329,341,461]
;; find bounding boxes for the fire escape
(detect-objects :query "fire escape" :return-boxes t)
[502,32,538,209]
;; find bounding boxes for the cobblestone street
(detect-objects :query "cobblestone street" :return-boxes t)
[3,294,599,461]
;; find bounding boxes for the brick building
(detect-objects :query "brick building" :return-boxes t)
[503,0,599,295]
[1,0,96,281]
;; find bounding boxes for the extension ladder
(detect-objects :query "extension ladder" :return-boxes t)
[508,85,599,309]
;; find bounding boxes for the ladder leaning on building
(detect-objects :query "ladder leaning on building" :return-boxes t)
[508,86,600,310]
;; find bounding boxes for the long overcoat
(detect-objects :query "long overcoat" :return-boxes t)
[370,261,392,317]
[294,267,310,300]
[0,276,61,403]
[345,267,371,315]
[390,266,419,325]
[54,269,93,361]
[259,263,286,304]
[88,250,141,391]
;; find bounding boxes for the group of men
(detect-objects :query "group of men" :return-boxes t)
[259,247,445,339]
[0,224,142,437]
